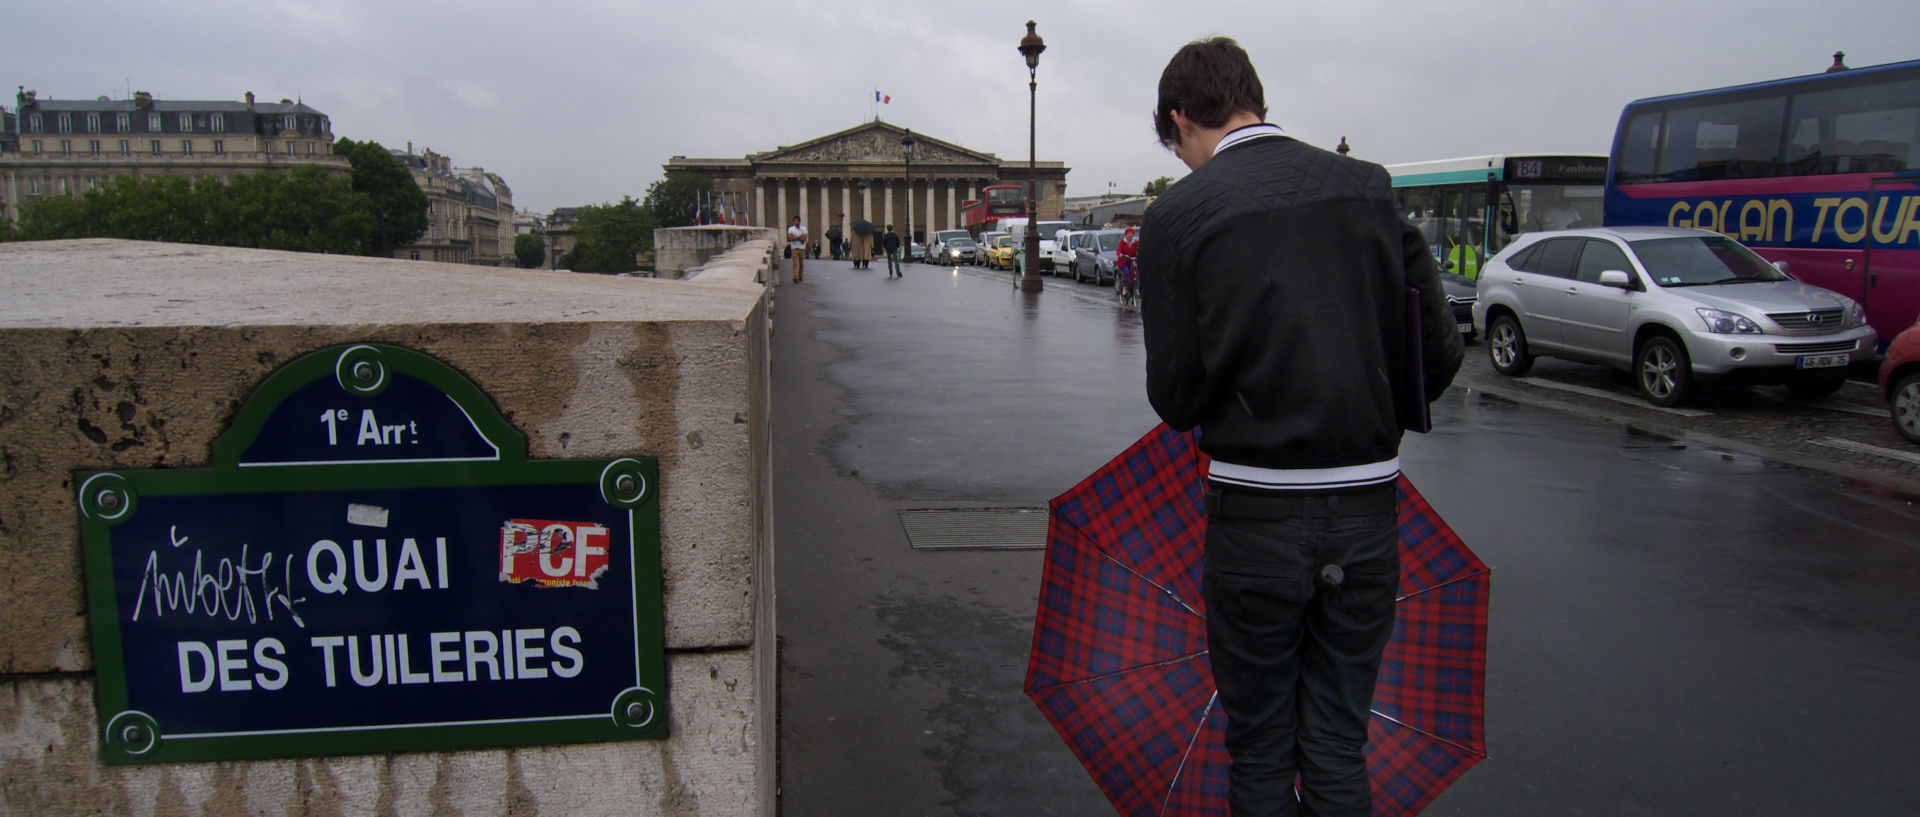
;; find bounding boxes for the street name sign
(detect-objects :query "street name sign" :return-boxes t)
[76,344,667,764]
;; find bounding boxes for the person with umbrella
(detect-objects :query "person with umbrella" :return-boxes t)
[849,218,876,270]
[1136,37,1463,817]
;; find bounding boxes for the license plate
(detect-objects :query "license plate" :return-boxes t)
[1457,322,1474,333]
[1796,353,1849,369]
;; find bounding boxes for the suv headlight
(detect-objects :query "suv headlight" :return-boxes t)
[1845,300,1866,329]
[1696,307,1761,334]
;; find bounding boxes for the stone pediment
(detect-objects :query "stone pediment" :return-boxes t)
[755,122,997,166]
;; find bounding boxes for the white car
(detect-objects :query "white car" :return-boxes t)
[1473,226,1876,407]
[1050,229,1089,272]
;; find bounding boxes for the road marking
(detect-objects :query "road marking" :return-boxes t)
[1516,378,1714,417]
[1809,437,1920,465]
[1802,398,1892,418]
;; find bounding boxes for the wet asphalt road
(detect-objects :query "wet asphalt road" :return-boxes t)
[772,259,1920,817]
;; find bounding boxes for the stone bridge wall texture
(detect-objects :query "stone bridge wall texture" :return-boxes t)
[653,226,775,280]
[0,238,777,815]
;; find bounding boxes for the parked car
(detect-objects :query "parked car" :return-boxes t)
[1051,229,1090,273]
[977,231,1011,265]
[1438,270,1478,340]
[1880,318,1920,444]
[1473,226,1875,407]
[1072,229,1126,285]
[929,230,974,265]
[983,234,1017,269]
[908,242,926,262]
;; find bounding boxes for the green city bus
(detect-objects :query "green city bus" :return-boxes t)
[1385,154,1608,278]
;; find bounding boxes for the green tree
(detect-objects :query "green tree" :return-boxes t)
[570,197,654,273]
[1144,176,1175,196]
[642,172,712,228]
[14,169,377,254]
[332,137,429,255]
[515,231,547,268]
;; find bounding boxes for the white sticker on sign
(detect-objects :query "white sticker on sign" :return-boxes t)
[346,503,391,528]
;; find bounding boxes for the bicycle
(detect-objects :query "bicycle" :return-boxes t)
[1115,257,1139,307]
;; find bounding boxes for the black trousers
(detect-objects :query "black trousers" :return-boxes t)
[1203,482,1399,817]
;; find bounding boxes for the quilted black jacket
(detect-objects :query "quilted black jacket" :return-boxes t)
[1138,134,1463,472]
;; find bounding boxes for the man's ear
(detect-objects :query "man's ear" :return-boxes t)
[1170,109,1196,142]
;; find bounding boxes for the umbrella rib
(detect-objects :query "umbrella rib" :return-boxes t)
[1368,708,1488,759]
[1154,690,1219,817]
[1030,650,1210,691]
[1393,567,1491,602]
[1099,549,1204,618]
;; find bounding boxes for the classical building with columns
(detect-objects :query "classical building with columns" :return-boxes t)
[663,120,1068,246]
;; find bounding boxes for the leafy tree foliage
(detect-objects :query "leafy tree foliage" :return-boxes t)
[642,172,712,228]
[569,197,654,273]
[1144,176,1175,196]
[514,231,546,268]
[332,137,430,255]
[12,168,377,254]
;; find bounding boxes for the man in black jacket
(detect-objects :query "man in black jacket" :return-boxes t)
[881,225,903,278]
[1138,38,1463,817]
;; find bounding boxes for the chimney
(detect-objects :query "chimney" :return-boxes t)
[1337,136,1351,156]
[245,91,255,109]
[1826,51,1851,73]
[20,88,37,109]
[134,91,152,110]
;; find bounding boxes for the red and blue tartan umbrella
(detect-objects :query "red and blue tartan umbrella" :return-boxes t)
[1024,424,1489,817]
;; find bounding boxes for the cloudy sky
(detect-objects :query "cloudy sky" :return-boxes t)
[14,0,1912,215]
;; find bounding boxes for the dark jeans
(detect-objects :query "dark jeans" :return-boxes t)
[885,249,902,276]
[1203,483,1399,817]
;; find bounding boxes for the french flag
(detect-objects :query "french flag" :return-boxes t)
[876,90,890,104]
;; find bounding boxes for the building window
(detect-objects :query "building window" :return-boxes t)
[86,113,100,132]
[117,113,129,132]
[283,115,297,132]
[28,114,41,132]
[182,140,193,154]
[60,139,71,154]
[57,113,71,132]
[148,113,162,132]
[179,113,193,132]
[150,139,161,155]
[89,139,100,154]
[307,141,316,155]
[118,140,130,154]
[286,141,295,155]
[28,178,39,194]
[213,140,224,154]
[59,178,69,195]
[31,139,42,153]
[86,177,96,191]
[211,113,224,132]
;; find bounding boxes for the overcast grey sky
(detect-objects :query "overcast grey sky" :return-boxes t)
[12,0,1913,215]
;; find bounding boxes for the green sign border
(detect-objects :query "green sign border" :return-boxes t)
[77,344,668,764]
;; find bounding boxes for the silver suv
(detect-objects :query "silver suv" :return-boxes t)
[1472,226,1875,406]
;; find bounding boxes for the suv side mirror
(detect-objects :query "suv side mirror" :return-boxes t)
[1598,269,1633,289]
[1772,260,1790,276]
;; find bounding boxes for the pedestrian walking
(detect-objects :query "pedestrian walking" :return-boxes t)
[849,218,876,269]
[1137,37,1463,817]
[881,225,903,278]
[827,218,845,261]
[787,216,808,283]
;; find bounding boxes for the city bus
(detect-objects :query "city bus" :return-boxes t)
[1386,154,1609,278]
[1605,56,1920,342]
[960,184,1026,237]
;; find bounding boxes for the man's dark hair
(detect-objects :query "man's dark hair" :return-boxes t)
[1153,37,1267,148]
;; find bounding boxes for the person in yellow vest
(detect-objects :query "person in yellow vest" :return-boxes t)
[1445,234,1480,279]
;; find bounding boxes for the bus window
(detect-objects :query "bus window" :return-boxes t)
[1655,96,1786,181]
[1787,76,1920,174]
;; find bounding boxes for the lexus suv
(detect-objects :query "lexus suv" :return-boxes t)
[1472,226,1876,407]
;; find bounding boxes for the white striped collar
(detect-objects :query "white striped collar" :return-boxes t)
[1213,123,1286,156]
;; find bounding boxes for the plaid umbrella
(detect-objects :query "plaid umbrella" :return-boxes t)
[1025,424,1489,817]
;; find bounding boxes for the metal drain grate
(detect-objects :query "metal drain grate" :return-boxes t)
[899,507,1049,550]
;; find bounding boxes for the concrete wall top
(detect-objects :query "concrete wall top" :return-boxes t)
[0,239,764,329]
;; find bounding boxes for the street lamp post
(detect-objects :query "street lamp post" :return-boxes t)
[901,130,916,255]
[1018,20,1047,293]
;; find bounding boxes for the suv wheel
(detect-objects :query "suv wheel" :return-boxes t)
[1487,313,1534,376]
[1636,334,1695,407]
[1892,372,1920,445]
[1785,373,1847,400]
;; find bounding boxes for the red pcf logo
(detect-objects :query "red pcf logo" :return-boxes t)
[499,519,611,589]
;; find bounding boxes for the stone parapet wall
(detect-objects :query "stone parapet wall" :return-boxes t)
[0,239,776,815]
[654,226,779,279]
